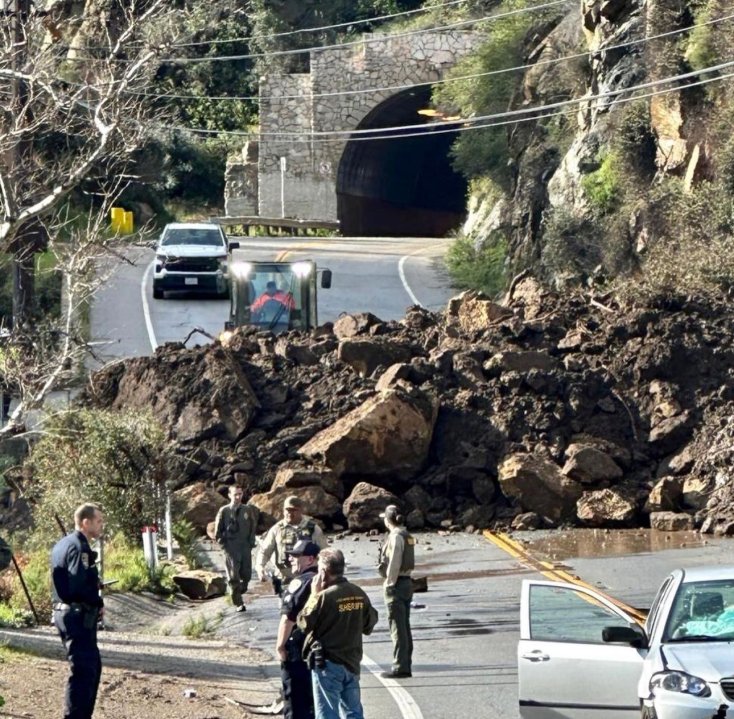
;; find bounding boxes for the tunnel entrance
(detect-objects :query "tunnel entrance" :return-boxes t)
[336,87,467,237]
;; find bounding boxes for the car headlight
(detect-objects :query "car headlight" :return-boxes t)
[650,671,711,697]
[156,254,167,263]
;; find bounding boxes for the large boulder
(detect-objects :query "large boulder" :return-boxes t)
[249,485,341,531]
[645,476,682,513]
[449,291,512,333]
[271,461,345,500]
[174,482,227,534]
[333,312,383,339]
[172,570,226,600]
[498,453,583,522]
[577,489,636,526]
[650,511,695,532]
[562,444,623,485]
[109,345,260,443]
[298,387,438,478]
[338,338,413,378]
[342,482,400,531]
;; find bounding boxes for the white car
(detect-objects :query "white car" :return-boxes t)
[152,222,233,299]
[519,567,734,719]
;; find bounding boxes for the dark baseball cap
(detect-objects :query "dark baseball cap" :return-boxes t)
[288,539,320,557]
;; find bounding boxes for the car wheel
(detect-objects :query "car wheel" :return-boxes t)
[152,284,164,300]
[641,705,657,719]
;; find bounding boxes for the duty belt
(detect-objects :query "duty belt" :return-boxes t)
[53,602,96,612]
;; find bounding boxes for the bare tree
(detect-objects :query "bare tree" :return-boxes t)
[0,0,187,433]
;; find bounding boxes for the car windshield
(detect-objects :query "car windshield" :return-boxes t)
[665,578,734,642]
[161,228,223,247]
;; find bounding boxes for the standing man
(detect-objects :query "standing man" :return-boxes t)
[214,485,259,612]
[257,495,327,583]
[51,503,104,719]
[298,548,378,719]
[378,504,415,679]
[276,539,321,719]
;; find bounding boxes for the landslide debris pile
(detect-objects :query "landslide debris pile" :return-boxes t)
[83,278,734,534]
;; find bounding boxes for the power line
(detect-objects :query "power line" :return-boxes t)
[155,1,568,64]
[125,11,734,104]
[219,57,734,139]
[159,60,734,143]
[172,0,473,49]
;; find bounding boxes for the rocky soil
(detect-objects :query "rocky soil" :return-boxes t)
[81,277,734,536]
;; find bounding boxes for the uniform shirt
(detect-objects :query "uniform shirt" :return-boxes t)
[51,531,103,607]
[281,565,318,654]
[214,502,259,552]
[257,517,327,578]
[381,526,416,587]
[297,577,378,676]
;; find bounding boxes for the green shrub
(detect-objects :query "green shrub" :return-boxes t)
[581,153,622,215]
[0,603,34,629]
[541,201,635,285]
[182,612,222,639]
[8,548,52,622]
[446,232,508,296]
[103,536,177,595]
[172,519,205,570]
[686,2,718,71]
[433,0,565,184]
[29,409,169,546]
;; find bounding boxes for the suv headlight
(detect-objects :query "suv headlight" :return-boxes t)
[156,254,167,263]
[650,671,711,697]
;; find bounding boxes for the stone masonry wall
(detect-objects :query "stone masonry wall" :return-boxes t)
[256,31,481,221]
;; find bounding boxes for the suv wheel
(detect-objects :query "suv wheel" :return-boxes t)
[153,283,164,300]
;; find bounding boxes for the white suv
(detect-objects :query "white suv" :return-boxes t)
[152,222,232,299]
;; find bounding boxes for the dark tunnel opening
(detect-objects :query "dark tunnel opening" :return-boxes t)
[336,87,467,237]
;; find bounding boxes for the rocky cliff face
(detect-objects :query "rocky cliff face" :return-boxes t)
[463,0,734,287]
[83,280,734,535]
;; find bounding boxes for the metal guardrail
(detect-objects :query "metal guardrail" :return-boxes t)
[210,216,340,234]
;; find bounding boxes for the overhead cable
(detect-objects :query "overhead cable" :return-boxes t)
[172,0,473,48]
[124,11,734,103]
[159,60,734,142]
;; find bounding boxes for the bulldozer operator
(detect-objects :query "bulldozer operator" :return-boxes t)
[251,280,296,322]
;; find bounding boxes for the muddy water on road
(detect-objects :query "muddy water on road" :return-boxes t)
[519,528,711,562]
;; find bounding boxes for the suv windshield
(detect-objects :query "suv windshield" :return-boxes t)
[161,228,224,247]
[665,579,734,642]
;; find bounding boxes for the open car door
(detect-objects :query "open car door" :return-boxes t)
[519,580,645,719]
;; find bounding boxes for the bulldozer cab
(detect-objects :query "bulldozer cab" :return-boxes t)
[226,256,331,333]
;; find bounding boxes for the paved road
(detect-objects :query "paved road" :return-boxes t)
[200,529,734,719]
[89,237,455,368]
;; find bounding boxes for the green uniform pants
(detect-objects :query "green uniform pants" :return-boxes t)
[384,576,413,673]
[224,547,252,607]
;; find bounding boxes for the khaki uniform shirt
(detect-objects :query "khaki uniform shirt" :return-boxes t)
[256,516,327,579]
[298,577,378,675]
[380,527,415,587]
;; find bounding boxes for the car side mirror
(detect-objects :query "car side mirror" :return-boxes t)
[320,268,332,289]
[602,624,648,649]
[228,241,240,252]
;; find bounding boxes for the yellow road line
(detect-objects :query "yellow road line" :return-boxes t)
[484,530,647,624]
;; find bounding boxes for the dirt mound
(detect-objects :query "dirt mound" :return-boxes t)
[82,278,734,533]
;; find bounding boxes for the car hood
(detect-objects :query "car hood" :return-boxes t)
[157,245,225,257]
[664,642,734,680]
